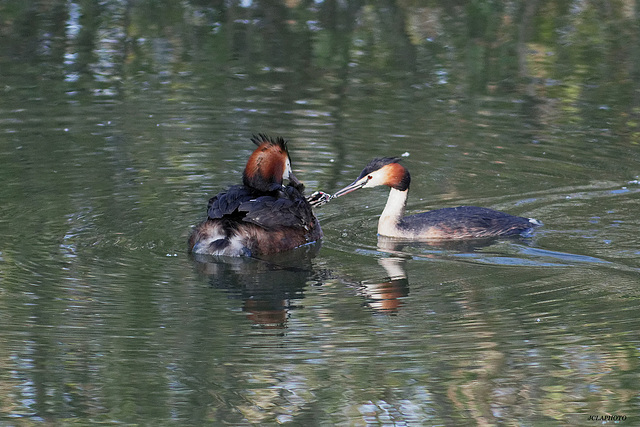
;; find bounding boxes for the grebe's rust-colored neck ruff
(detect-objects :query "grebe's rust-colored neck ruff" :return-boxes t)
[242,134,296,193]
[333,157,541,240]
[188,135,322,257]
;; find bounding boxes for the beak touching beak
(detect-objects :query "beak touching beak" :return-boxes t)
[332,178,367,198]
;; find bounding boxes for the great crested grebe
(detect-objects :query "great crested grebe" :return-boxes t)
[188,135,324,256]
[332,158,542,239]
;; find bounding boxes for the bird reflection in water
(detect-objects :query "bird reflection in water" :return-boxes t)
[355,237,411,315]
[191,243,325,331]
[362,236,512,315]
[358,256,410,315]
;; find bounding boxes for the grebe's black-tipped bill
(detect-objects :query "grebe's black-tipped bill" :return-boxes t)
[332,177,368,198]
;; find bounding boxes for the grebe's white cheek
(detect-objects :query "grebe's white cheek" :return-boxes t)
[366,172,387,187]
[283,159,292,180]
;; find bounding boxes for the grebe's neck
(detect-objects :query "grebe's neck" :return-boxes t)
[378,188,408,237]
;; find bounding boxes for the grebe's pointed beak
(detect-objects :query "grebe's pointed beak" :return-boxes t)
[332,177,367,198]
[288,171,302,187]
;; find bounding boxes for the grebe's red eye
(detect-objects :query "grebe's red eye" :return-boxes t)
[367,175,372,180]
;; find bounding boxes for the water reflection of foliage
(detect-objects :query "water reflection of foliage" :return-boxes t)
[0,1,637,83]
[2,1,639,140]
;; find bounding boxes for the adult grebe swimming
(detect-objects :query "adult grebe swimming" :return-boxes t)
[188,135,324,256]
[332,158,542,239]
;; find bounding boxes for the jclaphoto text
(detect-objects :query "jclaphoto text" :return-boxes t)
[587,415,626,422]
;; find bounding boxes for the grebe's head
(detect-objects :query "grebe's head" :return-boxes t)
[243,134,301,192]
[333,157,410,198]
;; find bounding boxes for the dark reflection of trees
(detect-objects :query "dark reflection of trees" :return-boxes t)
[75,0,101,81]
[3,0,639,105]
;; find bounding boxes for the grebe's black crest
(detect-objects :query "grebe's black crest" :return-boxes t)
[358,157,402,179]
[251,133,289,153]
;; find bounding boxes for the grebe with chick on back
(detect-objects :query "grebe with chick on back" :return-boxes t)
[188,135,327,257]
[332,157,542,240]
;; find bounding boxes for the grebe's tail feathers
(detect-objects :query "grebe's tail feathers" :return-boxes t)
[189,226,252,257]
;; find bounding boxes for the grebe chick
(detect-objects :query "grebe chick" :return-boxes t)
[333,158,542,240]
[188,135,323,256]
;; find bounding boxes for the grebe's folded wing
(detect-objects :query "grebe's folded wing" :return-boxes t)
[207,185,253,219]
[402,206,536,237]
[239,196,313,230]
[207,184,316,229]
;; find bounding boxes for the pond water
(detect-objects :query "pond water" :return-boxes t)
[1,1,639,425]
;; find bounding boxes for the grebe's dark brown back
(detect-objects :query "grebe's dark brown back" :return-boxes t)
[332,157,541,240]
[188,135,323,256]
